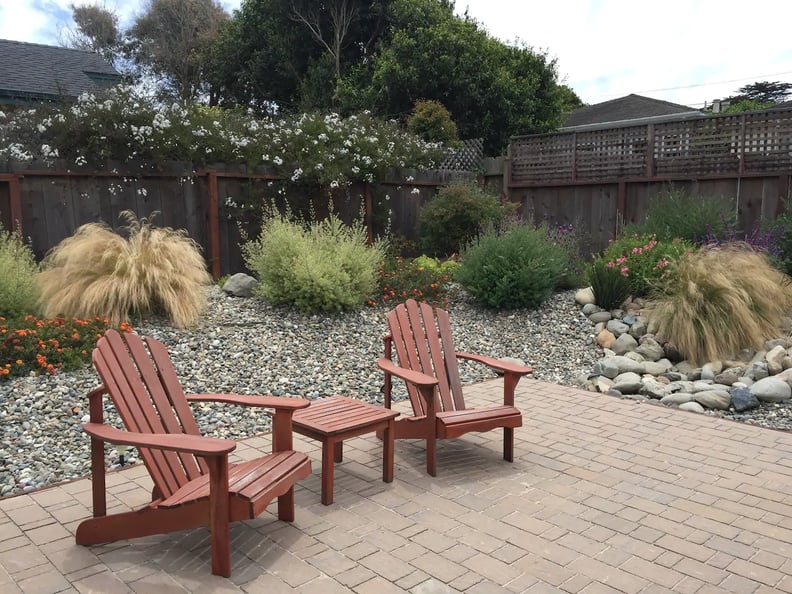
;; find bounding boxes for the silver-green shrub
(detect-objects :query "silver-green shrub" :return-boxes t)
[0,225,39,317]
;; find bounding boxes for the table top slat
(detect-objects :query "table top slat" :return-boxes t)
[293,396,399,435]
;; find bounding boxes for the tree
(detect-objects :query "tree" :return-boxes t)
[348,2,563,153]
[61,4,124,67]
[728,81,792,105]
[128,0,229,102]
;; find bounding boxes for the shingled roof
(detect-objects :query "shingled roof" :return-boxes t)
[562,94,703,130]
[0,39,121,104]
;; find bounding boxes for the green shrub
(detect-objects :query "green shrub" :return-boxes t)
[624,188,736,243]
[243,210,384,313]
[0,225,39,318]
[406,99,459,146]
[37,212,211,328]
[648,244,792,364]
[456,224,566,309]
[773,210,792,275]
[1,315,130,380]
[599,234,694,297]
[372,256,452,307]
[541,221,586,289]
[586,259,632,310]
[418,183,513,257]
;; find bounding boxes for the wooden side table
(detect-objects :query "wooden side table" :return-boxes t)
[292,396,400,505]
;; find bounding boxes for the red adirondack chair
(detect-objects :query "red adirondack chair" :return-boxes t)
[378,299,532,476]
[75,330,312,577]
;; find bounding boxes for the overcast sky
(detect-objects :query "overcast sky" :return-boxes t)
[2,0,792,109]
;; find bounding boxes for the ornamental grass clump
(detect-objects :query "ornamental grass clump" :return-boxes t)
[0,225,39,318]
[648,244,792,364]
[37,212,211,328]
[243,210,385,313]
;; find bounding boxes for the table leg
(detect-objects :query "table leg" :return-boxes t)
[322,438,335,505]
[334,441,343,463]
[383,419,394,483]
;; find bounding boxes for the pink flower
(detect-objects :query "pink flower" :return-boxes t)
[620,266,629,277]
[632,247,642,254]
[616,256,627,265]
[606,260,615,268]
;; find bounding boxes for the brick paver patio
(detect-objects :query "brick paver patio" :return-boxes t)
[1,378,792,593]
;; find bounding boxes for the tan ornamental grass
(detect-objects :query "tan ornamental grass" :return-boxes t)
[37,211,211,328]
[648,243,792,364]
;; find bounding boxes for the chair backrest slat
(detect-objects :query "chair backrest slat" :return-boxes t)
[145,337,208,475]
[93,330,204,498]
[417,301,455,412]
[387,299,466,414]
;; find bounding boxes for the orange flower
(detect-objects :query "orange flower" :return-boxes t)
[15,360,22,365]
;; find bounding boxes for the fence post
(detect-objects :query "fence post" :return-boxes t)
[571,133,577,183]
[739,114,747,175]
[9,175,22,234]
[646,124,656,177]
[207,170,221,279]
[502,145,511,203]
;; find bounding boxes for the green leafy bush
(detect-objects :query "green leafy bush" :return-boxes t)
[406,99,459,146]
[772,210,792,275]
[541,221,586,289]
[37,212,211,328]
[372,256,452,307]
[0,225,39,318]
[586,259,632,310]
[418,183,513,257]
[1,315,130,379]
[649,244,792,364]
[456,224,566,309]
[599,234,694,297]
[624,188,735,243]
[243,211,384,312]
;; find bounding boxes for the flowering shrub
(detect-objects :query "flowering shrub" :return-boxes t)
[0,87,443,187]
[371,256,453,307]
[0,315,131,379]
[598,234,694,297]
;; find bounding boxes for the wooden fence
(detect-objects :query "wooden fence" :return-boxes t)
[508,106,792,251]
[0,162,477,276]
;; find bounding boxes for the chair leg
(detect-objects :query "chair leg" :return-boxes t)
[277,487,295,521]
[426,435,437,477]
[208,457,231,577]
[504,427,514,462]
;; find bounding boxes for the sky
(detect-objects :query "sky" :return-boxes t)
[2,0,792,109]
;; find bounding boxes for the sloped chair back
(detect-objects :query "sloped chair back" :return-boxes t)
[93,329,207,499]
[385,299,466,416]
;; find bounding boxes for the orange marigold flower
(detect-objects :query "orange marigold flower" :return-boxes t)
[15,360,22,365]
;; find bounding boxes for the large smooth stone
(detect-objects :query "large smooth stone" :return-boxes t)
[661,392,694,405]
[589,311,613,324]
[612,372,642,394]
[597,330,616,349]
[612,333,638,356]
[731,387,760,412]
[679,402,705,414]
[766,346,786,375]
[693,390,731,410]
[607,320,630,337]
[222,273,259,297]
[575,287,596,305]
[750,377,792,403]
[635,337,664,362]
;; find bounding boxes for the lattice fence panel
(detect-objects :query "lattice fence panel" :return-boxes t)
[575,125,647,180]
[438,138,484,171]
[510,133,575,184]
[742,109,792,172]
[654,115,742,176]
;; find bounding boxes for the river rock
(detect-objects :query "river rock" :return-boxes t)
[676,361,698,376]
[713,370,740,386]
[661,392,694,405]
[765,338,788,351]
[596,330,616,349]
[783,356,792,370]
[766,346,786,375]
[669,380,695,393]
[595,376,615,392]
[751,361,769,380]
[575,287,596,306]
[612,372,642,394]
[629,319,648,339]
[731,387,760,412]
[612,333,638,355]
[641,361,669,376]
[222,273,259,297]
[635,337,664,362]
[606,320,630,337]
[679,402,705,414]
[750,377,792,403]
[693,390,731,410]
[639,379,671,399]
[592,359,619,379]
[581,303,600,316]
[589,311,612,324]
[602,356,645,375]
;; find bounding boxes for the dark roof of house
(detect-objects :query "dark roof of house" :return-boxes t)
[0,39,121,101]
[563,94,701,129]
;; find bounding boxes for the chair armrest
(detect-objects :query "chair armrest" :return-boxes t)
[185,394,310,410]
[377,357,439,388]
[456,353,533,375]
[82,423,236,456]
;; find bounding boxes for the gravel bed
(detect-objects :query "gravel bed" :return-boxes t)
[1,286,790,497]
